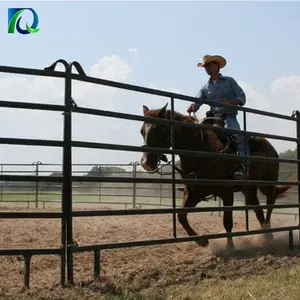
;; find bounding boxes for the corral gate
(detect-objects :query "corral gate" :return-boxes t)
[0,59,300,289]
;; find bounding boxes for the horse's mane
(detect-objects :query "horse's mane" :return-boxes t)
[166,109,198,123]
[144,107,201,126]
[147,109,198,123]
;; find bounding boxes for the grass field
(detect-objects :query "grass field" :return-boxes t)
[0,191,183,209]
[3,264,300,300]
[0,189,299,219]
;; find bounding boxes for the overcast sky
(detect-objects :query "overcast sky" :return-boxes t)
[0,1,299,174]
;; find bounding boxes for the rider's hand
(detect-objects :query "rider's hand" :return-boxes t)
[221,99,241,105]
[220,98,230,103]
[187,103,196,113]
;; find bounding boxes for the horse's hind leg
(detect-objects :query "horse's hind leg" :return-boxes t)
[177,187,209,247]
[259,186,276,241]
[242,188,265,227]
[219,190,235,252]
[259,186,276,226]
[242,188,273,241]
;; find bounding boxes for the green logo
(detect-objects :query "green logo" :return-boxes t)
[8,8,39,34]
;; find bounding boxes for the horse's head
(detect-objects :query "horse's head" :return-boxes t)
[140,103,171,172]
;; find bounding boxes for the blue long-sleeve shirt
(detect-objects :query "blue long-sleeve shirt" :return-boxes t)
[194,74,246,116]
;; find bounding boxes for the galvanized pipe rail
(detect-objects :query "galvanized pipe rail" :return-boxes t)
[0,59,83,289]
[0,173,298,186]
[0,59,300,289]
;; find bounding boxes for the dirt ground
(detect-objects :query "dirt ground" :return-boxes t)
[0,204,300,298]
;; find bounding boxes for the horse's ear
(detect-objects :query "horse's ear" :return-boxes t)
[157,103,168,118]
[143,105,149,115]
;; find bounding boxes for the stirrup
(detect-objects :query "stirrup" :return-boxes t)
[220,143,230,153]
[233,170,247,180]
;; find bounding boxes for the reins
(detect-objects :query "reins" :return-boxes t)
[147,111,203,176]
[147,157,184,177]
[189,111,203,141]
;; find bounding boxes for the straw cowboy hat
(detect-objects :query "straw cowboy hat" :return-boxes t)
[197,54,227,69]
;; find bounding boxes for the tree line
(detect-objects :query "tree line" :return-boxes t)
[1,148,297,193]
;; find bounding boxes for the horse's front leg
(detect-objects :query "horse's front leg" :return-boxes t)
[177,186,209,247]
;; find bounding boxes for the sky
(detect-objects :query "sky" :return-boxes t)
[0,1,300,174]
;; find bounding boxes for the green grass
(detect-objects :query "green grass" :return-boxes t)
[0,190,299,219]
[3,263,300,300]
[158,264,300,300]
[0,191,184,209]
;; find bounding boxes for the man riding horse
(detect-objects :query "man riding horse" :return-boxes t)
[140,55,294,251]
[187,54,249,180]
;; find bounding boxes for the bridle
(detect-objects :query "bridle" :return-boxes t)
[145,111,202,176]
[147,154,184,176]
[144,124,183,176]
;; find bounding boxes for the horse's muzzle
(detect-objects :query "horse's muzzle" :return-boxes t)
[140,152,159,171]
[158,154,168,162]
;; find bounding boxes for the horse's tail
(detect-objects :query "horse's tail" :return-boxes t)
[275,175,295,199]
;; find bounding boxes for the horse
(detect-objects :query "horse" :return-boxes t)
[139,103,293,251]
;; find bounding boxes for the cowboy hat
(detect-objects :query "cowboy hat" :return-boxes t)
[197,54,227,69]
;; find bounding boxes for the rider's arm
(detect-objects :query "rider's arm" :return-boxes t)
[222,77,246,106]
[194,86,207,112]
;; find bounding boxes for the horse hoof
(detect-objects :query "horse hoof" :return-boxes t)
[226,244,235,253]
[196,238,209,247]
[72,239,79,247]
[264,232,274,243]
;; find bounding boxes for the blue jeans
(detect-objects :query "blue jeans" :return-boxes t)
[224,115,249,157]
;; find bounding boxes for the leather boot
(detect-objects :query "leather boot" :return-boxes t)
[233,161,248,180]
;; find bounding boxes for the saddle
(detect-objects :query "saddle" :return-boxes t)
[200,110,259,155]
[200,110,238,154]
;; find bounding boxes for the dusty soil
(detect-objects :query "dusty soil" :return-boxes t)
[0,204,300,298]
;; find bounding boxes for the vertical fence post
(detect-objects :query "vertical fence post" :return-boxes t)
[44,58,73,287]
[98,164,102,203]
[243,111,249,231]
[32,161,42,208]
[46,59,75,285]
[160,171,163,205]
[293,110,300,247]
[132,162,137,209]
[98,182,101,202]
[63,63,74,285]
[61,60,86,285]
[129,161,137,209]
[170,96,177,239]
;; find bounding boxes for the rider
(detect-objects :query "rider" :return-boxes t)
[187,54,249,180]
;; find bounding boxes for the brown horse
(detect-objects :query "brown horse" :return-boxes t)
[140,103,293,251]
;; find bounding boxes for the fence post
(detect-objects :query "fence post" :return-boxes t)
[32,161,42,208]
[292,110,300,247]
[170,96,177,238]
[98,164,102,203]
[130,161,138,209]
[243,111,249,231]
[63,63,74,285]
[160,171,163,205]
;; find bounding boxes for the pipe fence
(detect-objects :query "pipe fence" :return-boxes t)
[0,59,299,289]
[0,163,298,219]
